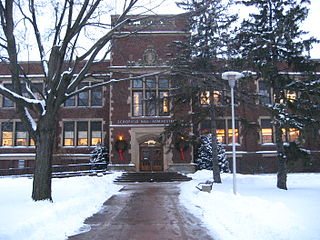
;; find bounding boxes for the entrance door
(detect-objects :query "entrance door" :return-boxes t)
[140,140,163,171]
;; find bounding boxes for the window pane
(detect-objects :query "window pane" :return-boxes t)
[65,96,75,107]
[159,91,169,116]
[146,78,156,88]
[77,122,88,145]
[145,91,156,116]
[213,91,222,105]
[261,119,273,143]
[78,83,89,106]
[133,91,143,116]
[31,83,44,99]
[158,78,169,88]
[216,120,226,144]
[16,122,27,146]
[3,84,14,107]
[200,91,210,105]
[1,122,13,146]
[288,128,299,142]
[91,87,102,106]
[64,122,74,146]
[227,119,239,144]
[90,121,102,145]
[258,81,271,104]
[133,79,143,88]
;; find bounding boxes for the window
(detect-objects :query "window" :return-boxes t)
[131,77,170,116]
[281,90,297,104]
[1,82,44,108]
[63,122,75,146]
[0,121,34,147]
[15,122,28,146]
[261,119,273,144]
[91,121,102,145]
[77,122,88,145]
[63,120,102,146]
[199,119,240,144]
[282,128,299,142]
[2,84,14,108]
[200,91,223,105]
[64,82,102,107]
[1,122,13,146]
[258,81,272,105]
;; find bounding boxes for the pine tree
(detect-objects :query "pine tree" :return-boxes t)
[196,134,230,173]
[233,0,318,190]
[165,0,237,183]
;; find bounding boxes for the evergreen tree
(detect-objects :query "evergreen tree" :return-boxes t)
[233,0,318,190]
[166,0,237,183]
[90,145,109,170]
[196,134,230,173]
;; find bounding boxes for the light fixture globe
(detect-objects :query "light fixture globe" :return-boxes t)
[222,71,243,88]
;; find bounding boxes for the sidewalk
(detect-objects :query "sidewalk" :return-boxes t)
[68,182,213,240]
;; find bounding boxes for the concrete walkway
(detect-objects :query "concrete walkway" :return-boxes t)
[68,182,214,240]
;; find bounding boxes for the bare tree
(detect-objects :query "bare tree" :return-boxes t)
[0,0,157,201]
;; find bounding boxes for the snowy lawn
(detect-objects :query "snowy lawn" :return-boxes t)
[0,172,122,240]
[180,170,320,240]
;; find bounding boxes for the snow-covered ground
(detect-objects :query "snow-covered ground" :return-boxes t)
[1,171,319,240]
[0,172,122,240]
[180,170,320,240]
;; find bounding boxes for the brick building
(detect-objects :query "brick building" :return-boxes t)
[0,14,320,175]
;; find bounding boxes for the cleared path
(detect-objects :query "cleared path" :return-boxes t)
[68,182,213,240]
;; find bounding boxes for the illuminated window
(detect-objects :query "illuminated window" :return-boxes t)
[281,90,297,104]
[15,122,28,146]
[63,122,75,146]
[77,122,88,146]
[160,91,169,116]
[227,119,239,144]
[1,122,13,146]
[200,91,223,105]
[199,119,239,144]
[91,121,102,145]
[133,91,143,116]
[131,77,170,116]
[1,121,35,147]
[200,91,210,105]
[63,121,102,146]
[261,119,273,144]
[282,128,299,142]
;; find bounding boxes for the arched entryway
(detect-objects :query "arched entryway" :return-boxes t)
[140,139,163,171]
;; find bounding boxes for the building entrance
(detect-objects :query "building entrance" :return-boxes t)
[140,140,163,171]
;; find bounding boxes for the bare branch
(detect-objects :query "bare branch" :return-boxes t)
[65,71,168,99]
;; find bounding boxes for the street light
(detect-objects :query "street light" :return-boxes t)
[222,71,243,195]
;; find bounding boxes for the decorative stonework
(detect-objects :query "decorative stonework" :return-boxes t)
[127,47,169,66]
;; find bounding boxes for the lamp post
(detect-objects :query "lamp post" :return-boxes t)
[222,71,243,195]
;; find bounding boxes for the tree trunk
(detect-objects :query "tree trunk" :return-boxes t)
[210,98,221,183]
[32,116,56,201]
[275,126,288,190]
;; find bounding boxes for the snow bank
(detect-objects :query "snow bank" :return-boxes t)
[180,170,320,240]
[0,172,122,240]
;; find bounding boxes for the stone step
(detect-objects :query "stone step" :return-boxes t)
[114,172,192,183]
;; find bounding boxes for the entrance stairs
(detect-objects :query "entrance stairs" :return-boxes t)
[114,172,192,183]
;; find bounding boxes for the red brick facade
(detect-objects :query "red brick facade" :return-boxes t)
[0,14,320,175]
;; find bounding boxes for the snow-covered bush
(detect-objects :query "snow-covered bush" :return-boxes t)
[90,145,109,170]
[196,134,230,173]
